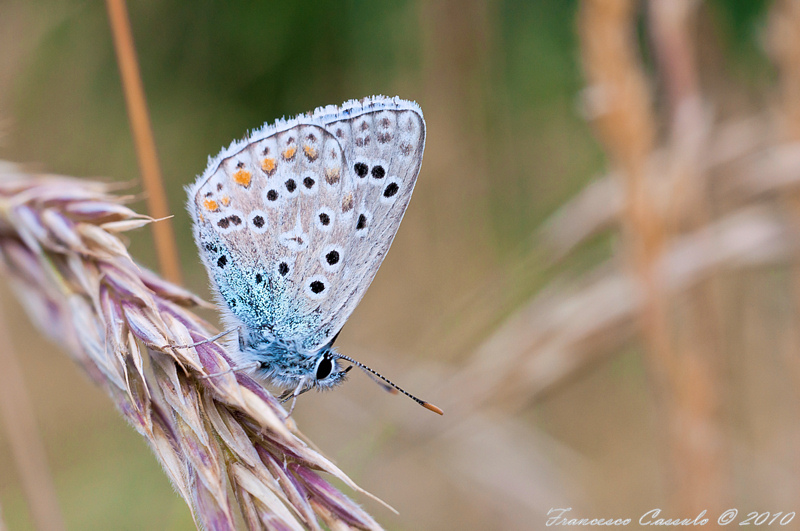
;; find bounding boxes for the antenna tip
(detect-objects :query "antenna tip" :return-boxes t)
[422,402,444,415]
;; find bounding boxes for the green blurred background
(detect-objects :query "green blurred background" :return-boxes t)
[0,1,784,530]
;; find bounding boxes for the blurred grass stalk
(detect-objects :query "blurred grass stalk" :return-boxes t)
[105,0,182,285]
[0,171,384,530]
[444,0,800,520]
[0,287,64,530]
[770,0,800,345]
[579,0,728,515]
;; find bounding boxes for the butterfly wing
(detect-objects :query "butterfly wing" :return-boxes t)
[188,96,425,353]
[316,100,425,348]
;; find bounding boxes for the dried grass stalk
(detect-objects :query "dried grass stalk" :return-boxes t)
[579,0,676,387]
[0,289,65,531]
[105,0,182,284]
[580,0,727,514]
[456,205,789,412]
[0,167,384,530]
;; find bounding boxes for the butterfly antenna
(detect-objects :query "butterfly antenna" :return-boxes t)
[333,354,443,415]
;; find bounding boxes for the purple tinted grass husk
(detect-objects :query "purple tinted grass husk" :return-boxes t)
[0,170,385,530]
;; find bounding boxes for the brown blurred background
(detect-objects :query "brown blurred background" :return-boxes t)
[3,0,800,529]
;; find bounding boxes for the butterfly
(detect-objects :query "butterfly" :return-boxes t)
[187,96,442,414]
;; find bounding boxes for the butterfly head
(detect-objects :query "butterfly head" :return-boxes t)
[312,349,352,390]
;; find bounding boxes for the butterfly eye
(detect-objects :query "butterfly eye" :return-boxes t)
[315,356,333,380]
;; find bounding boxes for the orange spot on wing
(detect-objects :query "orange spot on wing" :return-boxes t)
[282,146,296,160]
[261,157,277,174]
[325,167,340,185]
[341,193,354,213]
[203,199,219,211]
[233,169,252,187]
[303,145,318,161]
[220,195,231,206]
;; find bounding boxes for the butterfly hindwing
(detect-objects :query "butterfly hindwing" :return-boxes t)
[188,96,425,354]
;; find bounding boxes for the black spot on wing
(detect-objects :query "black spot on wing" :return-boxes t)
[384,182,399,197]
[310,280,325,294]
[354,162,368,178]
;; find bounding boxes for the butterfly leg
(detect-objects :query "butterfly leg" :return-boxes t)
[200,361,260,380]
[277,389,294,402]
[286,395,299,417]
[282,379,313,417]
[164,326,241,350]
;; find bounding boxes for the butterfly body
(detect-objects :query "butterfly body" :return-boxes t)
[188,96,425,394]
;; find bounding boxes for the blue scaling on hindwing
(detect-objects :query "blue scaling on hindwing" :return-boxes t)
[200,231,323,349]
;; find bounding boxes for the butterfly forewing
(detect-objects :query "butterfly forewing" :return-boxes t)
[189,97,425,354]
[317,105,425,350]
